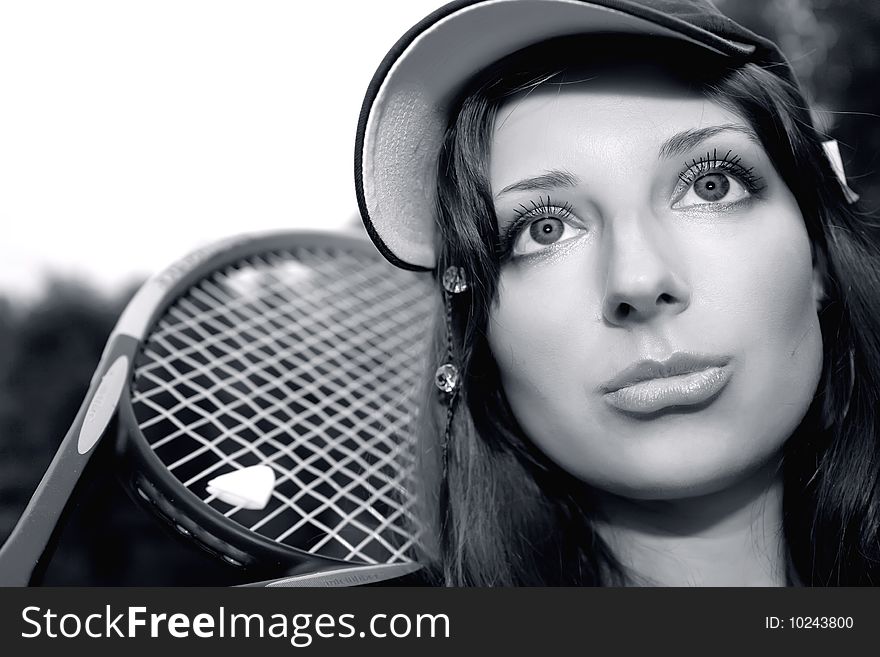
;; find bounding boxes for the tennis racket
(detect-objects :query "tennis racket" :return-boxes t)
[0,231,436,586]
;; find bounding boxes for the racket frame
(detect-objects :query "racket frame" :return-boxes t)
[0,231,426,585]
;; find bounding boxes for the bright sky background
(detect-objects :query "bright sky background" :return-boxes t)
[0,0,445,299]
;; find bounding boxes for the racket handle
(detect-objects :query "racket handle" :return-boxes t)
[239,562,424,587]
[0,335,138,586]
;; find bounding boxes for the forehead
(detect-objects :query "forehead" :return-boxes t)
[490,70,745,181]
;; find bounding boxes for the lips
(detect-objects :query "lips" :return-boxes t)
[600,352,732,415]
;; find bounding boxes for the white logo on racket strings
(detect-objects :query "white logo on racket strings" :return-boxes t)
[206,465,276,510]
[78,355,130,455]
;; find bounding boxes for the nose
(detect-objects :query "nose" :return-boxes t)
[601,215,691,326]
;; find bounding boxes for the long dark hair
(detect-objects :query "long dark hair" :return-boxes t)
[413,35,880,586]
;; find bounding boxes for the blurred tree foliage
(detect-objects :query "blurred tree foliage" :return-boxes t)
[0,281,249,585]
[717,0,880,210]
[0,279,125,531]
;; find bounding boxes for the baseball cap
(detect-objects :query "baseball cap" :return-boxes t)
[355,0,802,271]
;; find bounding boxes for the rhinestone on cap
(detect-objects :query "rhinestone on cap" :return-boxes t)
[442,266,468,294]
[434,363,459,393]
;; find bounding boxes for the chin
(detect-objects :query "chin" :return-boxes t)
[570,420,789,502]
[590,456,771,501]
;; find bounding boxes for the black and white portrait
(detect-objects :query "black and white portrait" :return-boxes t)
[2,0,879,588]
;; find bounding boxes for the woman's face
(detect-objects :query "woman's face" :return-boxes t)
[487,68,825,500]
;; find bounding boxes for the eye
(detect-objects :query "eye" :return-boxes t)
[672,171,750,208]
[671,149,765,211]
[505,199,587,258]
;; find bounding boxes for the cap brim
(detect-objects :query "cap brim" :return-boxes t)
[356,0,756,271]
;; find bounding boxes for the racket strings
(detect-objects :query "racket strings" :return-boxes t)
[131,246,434,564]
[136,254,424,560]
[138,263,421,460]
[138,264,418,483]
[141,262,422,512]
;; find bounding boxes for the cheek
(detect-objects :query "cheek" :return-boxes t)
[488,256,597,399]
[724,226,817,338]
[489,297,565,387]
[709,204,820,362]
[717,219,824,440]
[487,255,609,462]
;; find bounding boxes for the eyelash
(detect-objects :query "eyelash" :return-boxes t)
[497,196,576,259]
[497,150,766,260]
[675,148,766,198]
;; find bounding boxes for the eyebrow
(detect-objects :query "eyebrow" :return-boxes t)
[494,169,579,199]
[657,124,761,160]
[493,124,762,199]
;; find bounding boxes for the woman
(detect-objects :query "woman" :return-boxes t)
[356,0,880,586]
